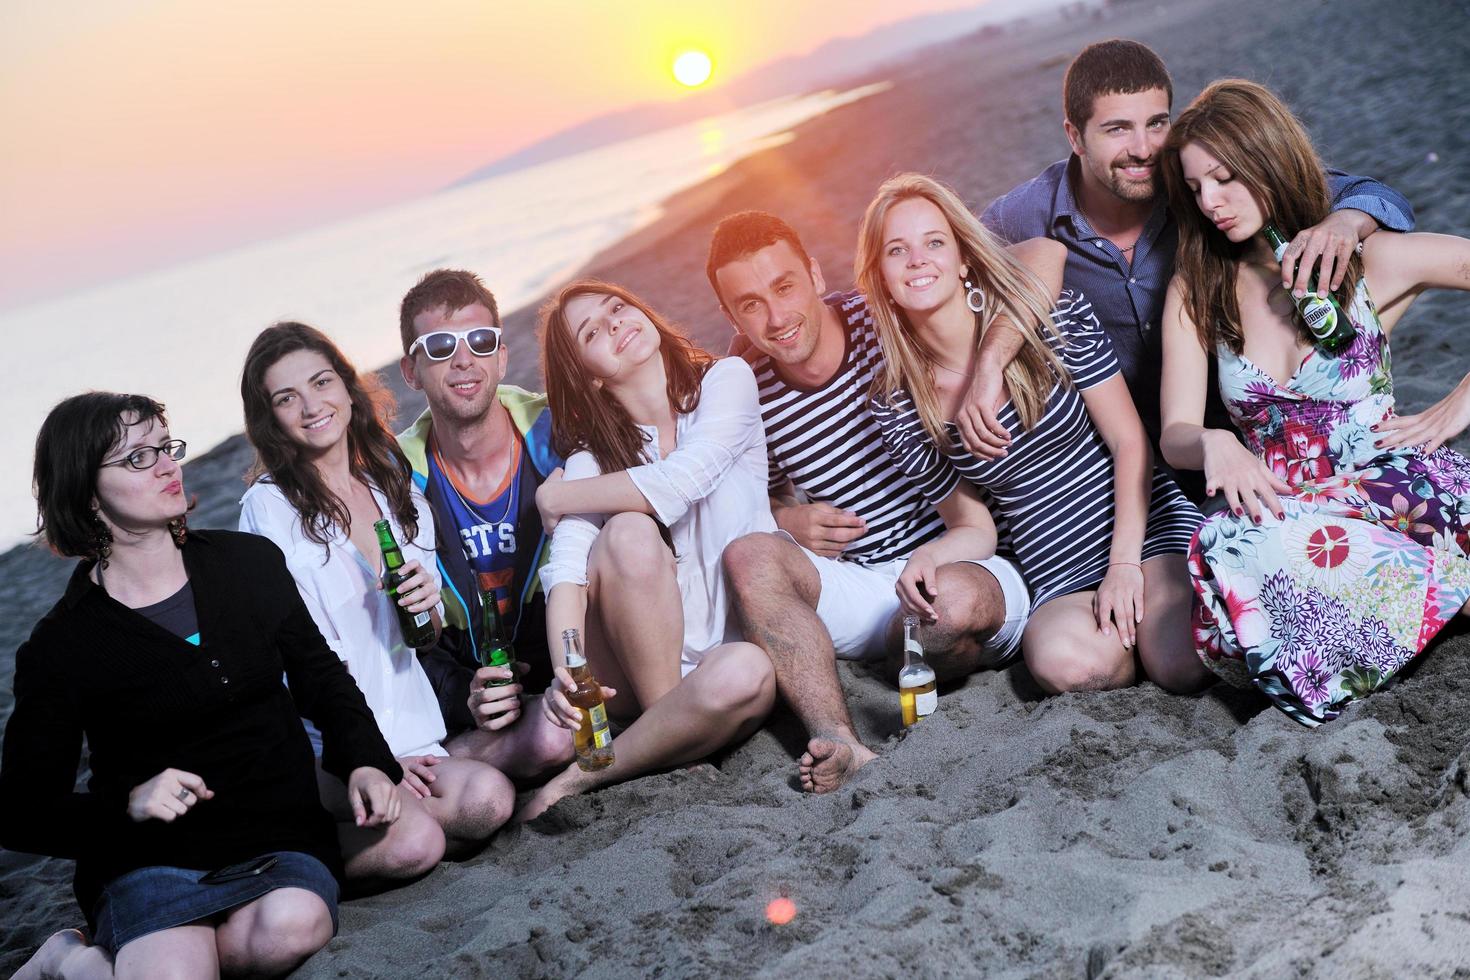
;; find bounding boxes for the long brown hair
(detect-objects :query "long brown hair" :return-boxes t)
[241,321,420,549]
[856,173,1067,442]
[1162,78,1362,354]
[538,279,714,473]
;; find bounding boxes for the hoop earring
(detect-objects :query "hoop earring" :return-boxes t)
[90,508,114,568]
[168,515,189,549]
[964,278,986,314]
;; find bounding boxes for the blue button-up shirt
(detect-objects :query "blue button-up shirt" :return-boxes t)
[982,157,1415,450]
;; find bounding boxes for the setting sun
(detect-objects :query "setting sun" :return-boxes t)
[672,50,713,88]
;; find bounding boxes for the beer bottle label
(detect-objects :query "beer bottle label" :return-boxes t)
[589,703,612,748]
[412,610,431,628]
[904,638,922,657]
[1299,297,1337,340]
[916,689,938,717]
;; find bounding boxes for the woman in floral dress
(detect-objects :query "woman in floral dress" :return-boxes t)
[1158,79,1470,725]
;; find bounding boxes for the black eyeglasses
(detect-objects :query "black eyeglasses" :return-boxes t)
[101,439,188,471]
[407,326,503,361]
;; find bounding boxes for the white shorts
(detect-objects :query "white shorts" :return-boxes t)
[791,540,1029,665]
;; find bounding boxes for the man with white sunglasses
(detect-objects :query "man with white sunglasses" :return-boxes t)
[397,268,575,782]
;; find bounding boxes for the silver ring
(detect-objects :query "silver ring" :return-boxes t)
[176,788,191,803]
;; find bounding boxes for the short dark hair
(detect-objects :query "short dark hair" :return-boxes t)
[1063,39,1173,131]
[34,391,168,560]
[398,269,501,355]
[705,210,813,305]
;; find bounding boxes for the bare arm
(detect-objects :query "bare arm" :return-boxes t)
[1078,373,1152,647]
[1159,278,1290,520]
[895,481,997,622]
[955,237,1067,459]
[536,468,654,534]
[1366,231,1470,453]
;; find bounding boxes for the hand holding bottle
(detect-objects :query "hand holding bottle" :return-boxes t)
[542,666,617,731]
[467,664,525,731]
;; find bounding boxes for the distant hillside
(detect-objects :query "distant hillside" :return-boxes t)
[454,0,1094,185]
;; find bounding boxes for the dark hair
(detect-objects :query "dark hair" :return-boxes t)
[705,211,814,305]
[241,322,421,550]
[538,279,714,474]
[1162,79,1356,354]
[1063,39,1173,130]
[34,391,169,560]
[398,269,502,355]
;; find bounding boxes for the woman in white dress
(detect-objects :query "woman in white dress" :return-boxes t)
[239,321,511,877]
[520,279,776,819]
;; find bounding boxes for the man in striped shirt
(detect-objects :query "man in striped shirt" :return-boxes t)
[709,211,1031,794]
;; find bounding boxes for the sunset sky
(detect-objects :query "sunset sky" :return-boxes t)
[0,0,984,309]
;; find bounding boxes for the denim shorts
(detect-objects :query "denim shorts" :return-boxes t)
[90,851,339,957]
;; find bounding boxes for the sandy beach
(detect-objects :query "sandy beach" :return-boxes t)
[5,0,1470,975]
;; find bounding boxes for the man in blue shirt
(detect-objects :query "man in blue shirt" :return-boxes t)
[971,39,1414,501]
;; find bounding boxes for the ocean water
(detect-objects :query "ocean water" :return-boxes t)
[0,83,886,551]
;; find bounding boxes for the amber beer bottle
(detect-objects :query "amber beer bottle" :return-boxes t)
[562,629,613,771]
[1263,223,1356,353]
[374,520,435,648]
[477,586,514,688]
[899,615,937,727]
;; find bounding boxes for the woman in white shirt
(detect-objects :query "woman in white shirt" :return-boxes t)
[239,321,512,877]
[520,280,777,819]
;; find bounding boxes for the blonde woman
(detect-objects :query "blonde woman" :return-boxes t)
[863,173,1208,694]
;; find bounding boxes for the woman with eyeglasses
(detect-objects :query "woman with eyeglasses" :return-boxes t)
[2,392,403,978]
[239,322,513,882]
[515,279,777,820]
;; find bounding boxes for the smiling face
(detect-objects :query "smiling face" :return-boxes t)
[878,196,968,317]
[561,291,662,383]
[1179,140,1265,242]
[263,348,352,456]
[1066,87,1171,204]
[713,240,830,368]
[93,414,187,537]
[401,301,506,426]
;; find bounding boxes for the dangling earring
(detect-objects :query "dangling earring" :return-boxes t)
[168,515,189,549]
[964,277,986,314]
[90,508,114,568]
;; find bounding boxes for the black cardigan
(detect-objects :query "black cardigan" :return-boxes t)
[0,529,403,917]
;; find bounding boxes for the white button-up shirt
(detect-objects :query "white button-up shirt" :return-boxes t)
[540,357,776,673]
[240,480,447,757]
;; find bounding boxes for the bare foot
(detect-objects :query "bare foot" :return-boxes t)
[15,928,93,980]
[513,765,590,824]
[798,737,876,793]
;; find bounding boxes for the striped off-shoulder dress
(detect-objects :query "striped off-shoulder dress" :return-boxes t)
[870,290,1200,610]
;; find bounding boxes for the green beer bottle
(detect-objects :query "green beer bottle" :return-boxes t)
[374,520,435,649]
[1263,223,1357,354]
[477,585,514,688]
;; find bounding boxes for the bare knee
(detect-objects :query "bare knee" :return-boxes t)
[1024,629,1132,695]
[219,891,333,974]
[378,810,446,879]
[528,712,577,774]
[722,532,790,592]
[455,766,515,840]
[918,565,1008,679]
[598,513,674,582]
[694,644,776,720]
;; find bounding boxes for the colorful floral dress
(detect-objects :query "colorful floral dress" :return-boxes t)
[1191,280,1470,726]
